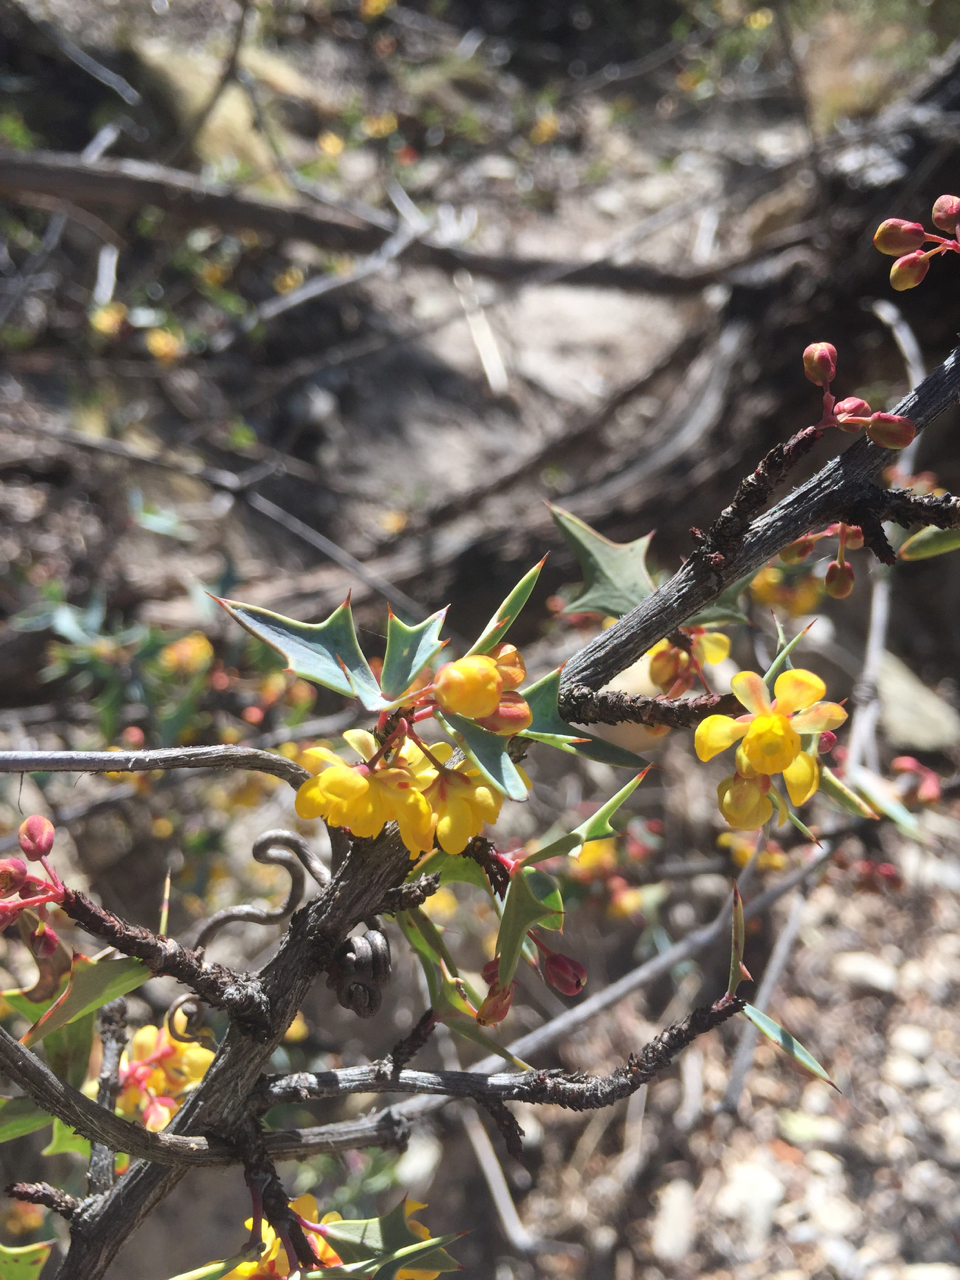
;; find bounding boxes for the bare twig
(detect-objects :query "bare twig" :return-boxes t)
[7,1181,80,1218]
[163,0,252,166]
[88,998,128,1195]
[0,746,309,788]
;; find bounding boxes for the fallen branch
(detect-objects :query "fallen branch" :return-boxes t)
[0,746,309,789]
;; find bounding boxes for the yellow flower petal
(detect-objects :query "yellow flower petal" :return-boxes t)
[299,746,341,775]
[782,750,819,806]
[731,670,772,715]
[694,715,748,761]
[734,743,761,779]
[740,713,801,775]
[790,701,847,733]
[343,728,378,760]
[773,668,825,715]
[718,775,773,830]
[696,631,731,665]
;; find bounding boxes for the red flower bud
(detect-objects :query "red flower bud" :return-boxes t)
[481,958,501,985]
[29,921,59,959]
[875,862,903,890]
[18,815,55,862]
[0,858,27,898]
[802,342,837,386]
[866,412,916,450]
[121,725,145,748]
[476,980,515,1026]
[890,251,929,291]
[834,396,871,433]
[873,218,926,256]
[932,194,960,234]
[474,691,533,736]
[843,525,865,550]
[779,536,816,564]
[818,731,837,754]
[543,952,587,996]
[825,560,855,599]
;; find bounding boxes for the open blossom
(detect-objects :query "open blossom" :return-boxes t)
[223,1195,340,1279]
[422,764,503,855]
[116,1009,215,1132]
[647,626,730,694]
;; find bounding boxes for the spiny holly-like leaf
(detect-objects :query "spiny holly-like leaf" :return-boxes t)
[435,711,528,801]
[163,1249,266,1280]
[467,558,545,655]
[550,504,657,618]
[217,597,386,711]
[785,806,820,844]
[21,956,149,1048]
[521,668,648,769]
[740,1003,839,1090]
[819,765,879,820]
[41,1116,90,1158]
[727,884,749,997]
[572,769,651,842]
[497,868,563,987]
[302,1230,462,1278]
[0,1097,53,1144]
[0,1238,56,1280]
[415,849,493,895]
[899,526,960,560]
[379,608,448,700]
[317,1198,460,1272]
[762,620,815,688]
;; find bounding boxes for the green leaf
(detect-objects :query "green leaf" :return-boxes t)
[379,608,448,700]
[41,1116,90,1158]
[22,956,149,1049]
[785,807,820,844]
[318,1199,460,1272]
[467,558,545,655]
[218,597,386,711]
[520,669,648,769]
[434,711,528,801]
[549,504,656,618]
[497,867,563,987]
[684,571,754,627]
[572,768,651,842]
[416,850,493,895]
[728,884,747,997]
[302,1230,462,1279]
[518,833,582,869]
[899,525,960,560]
[763,620,815,689]
[819,765,879,821]
[162,1249,266,1280]
[740,1003,838,1090]
[0,1239,56,1280]
[846,764,924,841]
[0,1097,53,1143]
[45,1010,95,1090]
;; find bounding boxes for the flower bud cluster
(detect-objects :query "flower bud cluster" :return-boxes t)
[800,344,916,450]
[1,817,67,957]
[778,522,864,601]
[874,195,960,290]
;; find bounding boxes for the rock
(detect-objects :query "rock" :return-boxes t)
[900,1267,960,1280]
[715,1160,785,1255]
[650,1178,695,1262]
[808,1190,862,1237]
[933,1109,960,1160]
[891,1025,933,1059]
[833,951,899,994]
[878,652,960,751]
[882,1053,928,1089]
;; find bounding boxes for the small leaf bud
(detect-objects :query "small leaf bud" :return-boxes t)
[825,560,855,598]
[932,194,960,234]
[779,536,816,564]
[29,921,59,960]
[476,980,514,1026]
[481,958,500,985]
[834,396,871,433]
[802,342,837,386]
[890,250,929,291]
[18,815,55,862]
[474,691,533,735]
[543,952,587,996]
[0,858,27,898]
[873,218,926,255]
[866,412,916,450]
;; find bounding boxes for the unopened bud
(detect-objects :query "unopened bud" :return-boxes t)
[875,862,903,890]
[834,396,871,433]
[433,655,502,719]
[481,958,500,985]
[818,731,837,754]
[18,815,54,862]
[866,412,916,450]
[474,691,533,736]
[476,980,514,1027]
[873,218,926,256]
[487,641,526,691]
[543,952,587,996]
[890,250,929,291]
[932,194,960,234]
[825,560,855,599]
[29,921,59,959]
[843,525,864,550]
[0,901,23,930]
[802,342,837,386]
[780,536,816,564]
[121,725,145,748]
[0,858,27,898]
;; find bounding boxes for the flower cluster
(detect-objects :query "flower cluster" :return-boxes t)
[646,626,730,696]
[296,645,532,856]
[0,817,66,956]
[115,1008,215,1132]
[874,195,960,290]
[802,342,915,450]
[750,564,824,617]
[780,521,865,600]
[696,669,847,829]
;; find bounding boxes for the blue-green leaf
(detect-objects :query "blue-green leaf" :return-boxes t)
[728,884,747,997]
[740,1003,838,1090]
[379,608,448,700]
[846,764,924,841]
[0,1239,56,1280]
[549,504,657,618]
[0,1097,53,1143]
[467,558,545,655]
[217,597,386,711]
[497,867,563,987]
[520,669,648,769]
[435,712,528,801]
[819,765,879,820]
[899,526,960,560]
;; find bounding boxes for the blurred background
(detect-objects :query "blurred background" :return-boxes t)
[1,1,960,1277]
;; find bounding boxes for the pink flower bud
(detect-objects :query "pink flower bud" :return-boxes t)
[779,536,816,564]
[29,921,59,959]
[802,342,837,386]
[818,731,837,754]
[473,691,533,736]
[543,952,587,996]
[18,815,54,862]
[843,525,865,550]
[825,560,855,599]
[866,412,916,450]
[0,858,27,898]
[121,725,145,748]
[873,218,926,256]
[890,251,929,291]
[0,901,24,929]
[481,958,500,985]
[932,194,960,234]
[19,873,48,899]
[834,396,871,433]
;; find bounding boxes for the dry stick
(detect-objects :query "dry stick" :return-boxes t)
[0,745,309,789]
[163,0,252,167]
[558,346,960,702]
[87,998,128,1195]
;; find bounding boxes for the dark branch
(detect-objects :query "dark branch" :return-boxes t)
[7,1182,80,1218]
[379,872,441,915]
[0,746,309,788]
[561,688,740,728]
[87,999,128,1195]
[478,1098,524,1161]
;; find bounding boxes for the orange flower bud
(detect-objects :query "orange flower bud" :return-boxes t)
[802,342,837,386]
[487,641,526,691]
[433,655,503,719]
[476,980,515,1026]
[932,194,960,234]
[825,560,855,598]
[474,691,533,735]
[873,218,926,256]
[890,250,929,291]
[0,858,27,897]
[866,413,916,450]
[780,536,816,564]
[18,815,54,861]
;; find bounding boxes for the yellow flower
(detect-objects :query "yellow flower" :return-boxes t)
[145,327,186,365]
[647,626,730,694]
[362,112,398,139]
[158,632,214,676]
[272,266,305,295]
[433,654,503,719]
[422,766,502,855]
[530,110,559,145]
[89,302,128,335]
[717,773,776,830]
[318,130,345,156]
[224,1195,340,1278]
[717,832,788,870]
[116,1009,215,1132]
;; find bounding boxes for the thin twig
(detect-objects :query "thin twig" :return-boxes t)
[88,999,128,1194]
[163,0,252,166]
[0,746,309,788]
